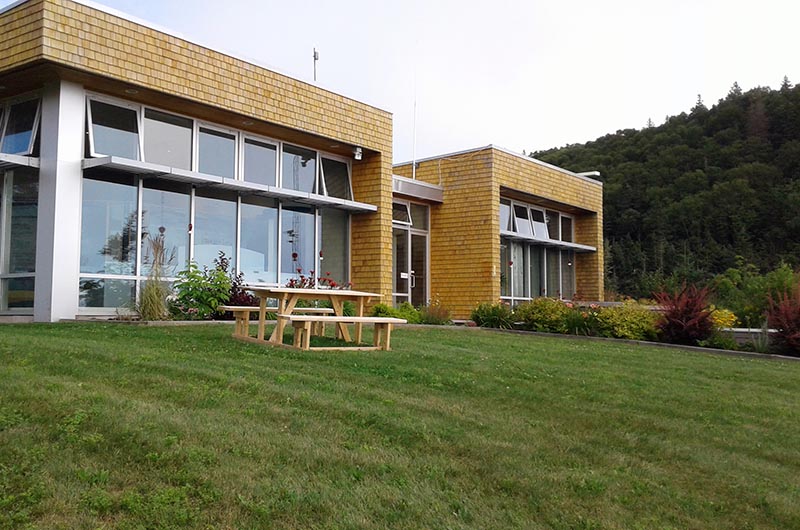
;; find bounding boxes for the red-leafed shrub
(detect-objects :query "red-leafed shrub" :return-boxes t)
[767,286,800,356]
[654,284,714,345]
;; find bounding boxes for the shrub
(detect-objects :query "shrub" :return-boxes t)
[171,254,231,319]
[471,302,513,329]
[514,298,569,333]
[767,285,800,356]
[418,295,452,325]
[698,332,739,351]
[709,306,738,330]
[371,302,421,324]
[654,284,714,345]
[595,301,660,341]
[712,261,798,327]
[137,234,170,320]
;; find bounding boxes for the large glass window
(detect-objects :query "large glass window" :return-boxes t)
[561,216,573,243]
[280,204,315,282]
[319,208,348,285]
[531,209,548,238]
[500,199,511,231]
[7,171,38,273]
[243,138,277,186]
[193,189,237,270]
[141,181,190,277]
[3,277,34,309]
[1,169,38,312]
[500,240,511,298]
[513,205,533,237]
[546,249,560,298]
[198,126,236,178]
[511,241,526,298]
[561,250,575,299]
[80,176,138,275]
[320,158,351,199]
[88,100,140,159]
[1,99,40,155]
[410,203,428,230]
[79,278,136,308]
[546,210,560,241]
[530,246,543,297]
[143,109,193,169]
[240,196,278,284]
[282,144,316,193]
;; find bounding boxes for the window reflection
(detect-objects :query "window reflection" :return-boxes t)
[194,189,237,270]
[198,127,236,178]
[280,204,315,283]
[319,208,348,284]
[1,99,39,155]
[240,197,278,284]
[141,181,190,277]
[89,100,140,159]
[80,176,137,275]
[143,109,192,169]
[243,138,277,186]
[282,144,316,192]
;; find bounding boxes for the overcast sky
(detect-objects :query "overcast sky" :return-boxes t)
[4,0,799,164]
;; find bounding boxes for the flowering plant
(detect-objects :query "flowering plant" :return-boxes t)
[285,268,352,290]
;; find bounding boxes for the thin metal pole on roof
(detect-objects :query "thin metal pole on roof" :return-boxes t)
[313,48,319,82]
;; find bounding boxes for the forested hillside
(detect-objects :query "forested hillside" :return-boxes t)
[533,79,800,297]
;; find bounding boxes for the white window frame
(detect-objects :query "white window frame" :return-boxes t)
[279,143,319,194]
[85,94,143,160]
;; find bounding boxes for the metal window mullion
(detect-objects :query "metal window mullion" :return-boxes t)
[275,201,282,284]
[189,186,196,263]
[0,172,11,274]
[135,177,144,301]
[235,195,241,275]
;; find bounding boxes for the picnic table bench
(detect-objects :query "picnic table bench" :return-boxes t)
[277,314,407,351]
[219,305,334,338]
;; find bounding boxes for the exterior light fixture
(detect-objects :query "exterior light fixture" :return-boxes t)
[353,147,362,160]
[124,88,139,94]
[242,120,254,126]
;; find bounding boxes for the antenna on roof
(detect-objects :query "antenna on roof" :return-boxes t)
[313,48,319,82]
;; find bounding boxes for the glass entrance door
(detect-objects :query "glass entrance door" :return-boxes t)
[392,201,429,307]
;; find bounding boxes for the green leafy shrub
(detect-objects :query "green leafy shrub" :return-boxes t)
[471,302,513,329]
[698,332,739,351]
[419,295,452,325]
[514,298,569,333]
[654,284,714,345]
[595,301,660,341]
[371,302,420,323]
[712,261,798,327]
[171,254,231,319]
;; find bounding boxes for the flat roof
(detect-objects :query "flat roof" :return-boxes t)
[394,144,603,187]
[0,0,390,115]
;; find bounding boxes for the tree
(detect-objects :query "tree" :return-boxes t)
[728,81,743,98]
[781,75,793,91]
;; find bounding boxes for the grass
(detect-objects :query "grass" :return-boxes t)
[1,323,799,529]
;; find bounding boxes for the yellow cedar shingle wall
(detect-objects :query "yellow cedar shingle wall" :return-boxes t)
[395,148,604,318]
[351,151,394,301]
[34,0,391,153]
[0,0,44,72]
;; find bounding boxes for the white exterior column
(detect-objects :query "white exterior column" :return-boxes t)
[34,80,84,322]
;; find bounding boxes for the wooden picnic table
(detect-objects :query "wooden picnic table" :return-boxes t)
[246,286,380,345]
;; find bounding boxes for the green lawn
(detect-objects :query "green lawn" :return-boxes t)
[1,323,799,529]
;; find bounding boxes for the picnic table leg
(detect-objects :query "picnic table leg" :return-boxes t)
[328,298,352,342]
[257,298,267,340]
[269,294,299,344]
[354,298,365,344]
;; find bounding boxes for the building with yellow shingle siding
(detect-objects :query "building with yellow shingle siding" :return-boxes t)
[0,0,602,323]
